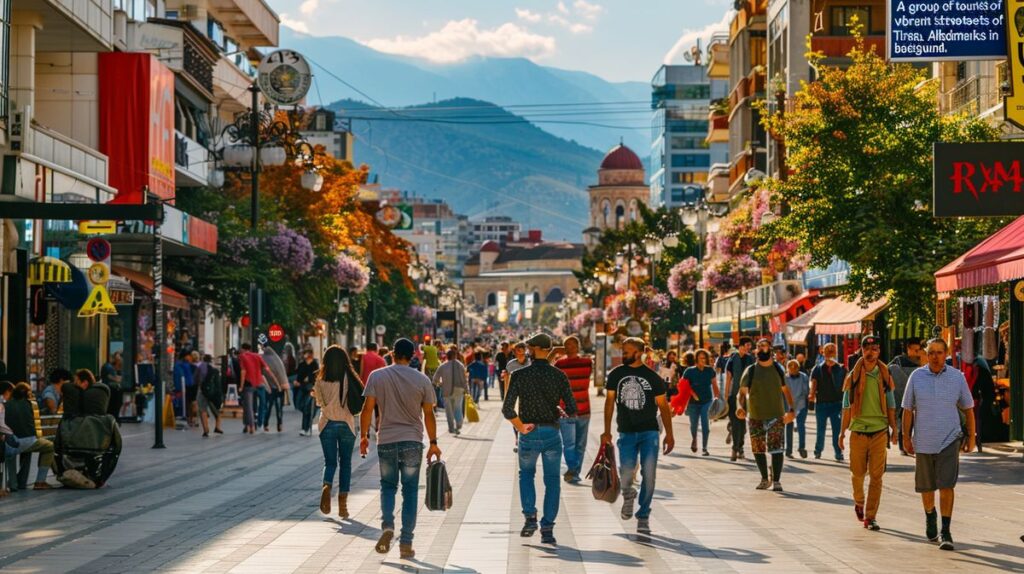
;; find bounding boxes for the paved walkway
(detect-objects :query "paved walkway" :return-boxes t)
[1,394,1023,573]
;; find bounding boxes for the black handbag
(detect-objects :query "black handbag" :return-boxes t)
[425,460,453,511]
[345,373,365,414]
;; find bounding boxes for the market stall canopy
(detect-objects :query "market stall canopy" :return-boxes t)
[785,301,824,344]
[807,297,889,336]
[935,215,1024,293]
[111,265,189,309]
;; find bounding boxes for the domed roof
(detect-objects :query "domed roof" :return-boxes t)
[600,144,643,171]
[480,240,501,253]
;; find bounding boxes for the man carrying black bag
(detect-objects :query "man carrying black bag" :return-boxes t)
[197,354,224,438]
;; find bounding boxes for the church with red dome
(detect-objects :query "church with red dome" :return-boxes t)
[583,143,650,249]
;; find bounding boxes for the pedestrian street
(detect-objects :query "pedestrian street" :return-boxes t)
[1,399,1022,574]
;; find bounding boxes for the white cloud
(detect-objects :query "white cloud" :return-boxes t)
[515,8,543,23]
[573,0,604,20]
[557,1,570,14]
[299,0,318,16]
[363,19,557,63]
[664,10,734,65]
[280,13,310,33]
[548,13,592,34]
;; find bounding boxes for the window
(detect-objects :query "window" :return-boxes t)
[486,293,497,307]
[602,199,611,227]
[831,6,869,36]
[670,186,703,204]
[208,18,225,49]
[671,172,707,184]
[670,136,706,150]
[671,154,711,168]
[615,202,626,228]
[629,199,638,221]
[667,119,709,133]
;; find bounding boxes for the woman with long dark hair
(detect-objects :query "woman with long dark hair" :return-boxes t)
[315,345,361,518]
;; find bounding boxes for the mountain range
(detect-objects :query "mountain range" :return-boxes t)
[281,28,652,153]
[333,98,603,241]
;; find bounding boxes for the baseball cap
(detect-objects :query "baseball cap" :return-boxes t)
[525,332,553,349]
[393,338,416,359]
[861,335,880,347]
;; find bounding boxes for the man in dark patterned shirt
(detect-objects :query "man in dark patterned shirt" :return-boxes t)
[502,333,576,546]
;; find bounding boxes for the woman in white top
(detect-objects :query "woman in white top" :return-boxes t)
[315,346,361,519]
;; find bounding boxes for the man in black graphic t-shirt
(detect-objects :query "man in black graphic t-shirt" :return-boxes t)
[601,337,674,536]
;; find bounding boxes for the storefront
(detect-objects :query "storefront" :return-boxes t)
[781,296,888,365]
[934,215,1024,442]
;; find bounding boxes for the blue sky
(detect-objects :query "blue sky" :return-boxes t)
[266,0,734,82]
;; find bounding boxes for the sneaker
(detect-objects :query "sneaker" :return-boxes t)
[702,450,710,456]
[755,479,771,490]
[214,428,223,434]
[814,451,821,460]
[799,449,807,458]
[540,528,557,545]
[855,504,864,521]
[785,453,794,459]
[399,543,415,559]
[835,454,845,463]
[202,432,209,438]
[521,516,538,537]
[568,473,583,484]
[691,437,698,453]
[637,518,651,534]
[926,511,939,542]
[864,519,880,531]
[375,529,394,554]
[563,471,575,483]
[738,452,746,460]
[772,482,783,492]
[939,532,955,551]
[621,490,637,520]
[730,451,738,462]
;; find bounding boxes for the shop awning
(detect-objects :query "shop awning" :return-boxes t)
[773,290,818,320]
[935,215,1024,293]
[112,265,189,309]
[811,297,889,336]
[709,321,733,335]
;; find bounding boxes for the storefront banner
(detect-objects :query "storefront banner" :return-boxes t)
[933,142,1024,217]
[100,53,176,204]
[887,0,1006,62]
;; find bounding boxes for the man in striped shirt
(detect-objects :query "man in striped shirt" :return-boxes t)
[902,338,975,551]
[553,336,593,484]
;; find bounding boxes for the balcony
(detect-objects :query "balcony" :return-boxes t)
[706,163,730,203]
[729,0,768,39]
[810,35,885,59]
[214,58,255,114]
[33,0,113,52]
[175,130,211,188]
[206,0,280,47]
[128,20,218,100]
[4,116,114,202]
[728,148,767,196]
[728,72,766,115]
[707,41,730,79]
[706,112,729,144]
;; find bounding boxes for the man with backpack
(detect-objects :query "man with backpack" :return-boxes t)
[838,335,898,531]
[197,354,224,438]
[810,342,847,462]
[724,337,755,461]
[736,338,796,492]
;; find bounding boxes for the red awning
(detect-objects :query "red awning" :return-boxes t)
[111,266,189,310]
[811,297,889,335]
[935,215,1024,293]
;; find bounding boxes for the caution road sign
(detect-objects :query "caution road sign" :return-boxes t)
[78,285,118,317]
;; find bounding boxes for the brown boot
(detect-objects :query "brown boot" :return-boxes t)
[338,492,349,518]
[399,543,415,559]
[319,484,331,514]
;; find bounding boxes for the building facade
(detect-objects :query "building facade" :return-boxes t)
[469,215,521,251]
[585,143,649,249]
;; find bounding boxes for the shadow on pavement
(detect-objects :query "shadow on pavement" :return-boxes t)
[879,529,1024,571]
[778,491,851,506]
[612,533,770,563]
[454,436,494,442]
[329,518,380,541]
[380,559,480,573]
[525,543,644,567]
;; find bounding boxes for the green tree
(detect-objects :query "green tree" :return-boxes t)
[760,33,1008,321]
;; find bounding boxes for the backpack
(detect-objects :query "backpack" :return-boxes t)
[344,373,365,415]
[201,366,223,407]
[740,362,786,391]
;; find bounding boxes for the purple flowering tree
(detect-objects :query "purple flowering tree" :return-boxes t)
[667,257,701,299]
[266,224,314,275]
[332,253,370,294]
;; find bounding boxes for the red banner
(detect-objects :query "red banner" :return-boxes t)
[99,53,176,204]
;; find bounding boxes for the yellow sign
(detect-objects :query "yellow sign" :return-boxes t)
[79,220,117,235]
[1006,1,1024,129]
[88,263,109,285]
[1015,280,1024,302]
[78,285,118,317]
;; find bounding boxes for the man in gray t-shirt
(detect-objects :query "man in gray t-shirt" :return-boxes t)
[360,338,440,560]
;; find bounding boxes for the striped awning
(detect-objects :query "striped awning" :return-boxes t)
[28,256,72,286]
[888,318,931,341]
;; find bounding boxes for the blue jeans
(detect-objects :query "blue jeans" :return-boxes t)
[558,416,590,475]
[618,430,660,520]
[814,401,842,458]
[254,386,268,428]
[688,401,713,450]
[786,407,809,455]
[517,426,562,528]
[299,387,314,432]
[470,379,484,404]
[320,421,356,490]
[446,389,465,433]
[378,441,424,545]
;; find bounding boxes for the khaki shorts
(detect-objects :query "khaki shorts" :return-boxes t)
[197,392,220,418]
[915,438,960,492]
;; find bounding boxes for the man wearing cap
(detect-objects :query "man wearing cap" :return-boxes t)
[502,333,576,546]
[601,337,675,535]
[360,338,441,560]
[736,338,796,491]
[838,335,898,531]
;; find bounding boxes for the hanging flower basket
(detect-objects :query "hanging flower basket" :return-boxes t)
[702,255,762,293]
[331,253,370,293]
[667,257,701,299]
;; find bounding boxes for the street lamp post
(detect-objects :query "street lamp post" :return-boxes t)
[681,192,727,350]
